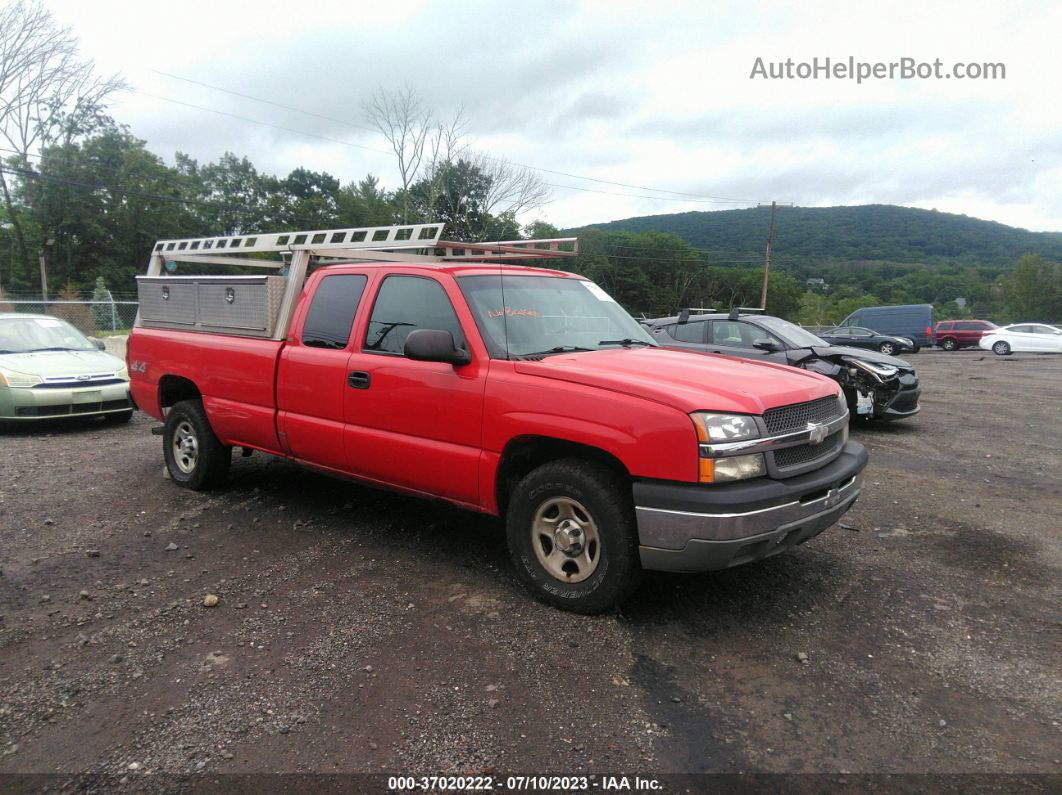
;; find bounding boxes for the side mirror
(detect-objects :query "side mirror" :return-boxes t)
[753,338,779,352]
[404,329,471,366]
[91,338,106,351]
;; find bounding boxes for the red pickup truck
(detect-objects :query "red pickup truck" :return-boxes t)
[128,225,867,612]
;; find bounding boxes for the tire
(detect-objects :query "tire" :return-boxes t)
[992,341,1011,356]
[104,409,134,424]
[163,399,231,490]
[941,338,957,351]
[910,345,920,353]
[878,342,896,355]
[505,459,642,614]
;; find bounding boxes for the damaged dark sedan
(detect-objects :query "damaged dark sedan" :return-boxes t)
[643,310,921,421]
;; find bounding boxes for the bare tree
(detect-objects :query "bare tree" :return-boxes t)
[469,153,552,221]
[364,85,551,235]
[362,85,433,223]
[0,0,125,276]
[420,106,469,222]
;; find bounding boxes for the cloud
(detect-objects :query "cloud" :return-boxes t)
[41,0,1062,232]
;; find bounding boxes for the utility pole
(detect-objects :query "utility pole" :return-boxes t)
[757,202,792,310]
[39,238,54,304]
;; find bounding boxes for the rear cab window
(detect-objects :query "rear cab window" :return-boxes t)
[301,273,368,349]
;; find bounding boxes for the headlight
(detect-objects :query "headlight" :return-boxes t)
[701,453,766,483]
[690,412,760,443]
[116,364,129,380]
[0,367,43,388]
[845,357,899,382]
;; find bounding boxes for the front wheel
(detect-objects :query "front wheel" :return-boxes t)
[879,342,896,355]
[163,399,231,490]
[104,409,134,424]
[505,459,642,614]
[941,338,957,351]
[992,341,1011,356]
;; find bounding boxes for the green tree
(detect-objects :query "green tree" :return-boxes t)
[1001,254,1061,322]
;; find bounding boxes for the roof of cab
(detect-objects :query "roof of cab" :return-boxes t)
[316,261,583,279]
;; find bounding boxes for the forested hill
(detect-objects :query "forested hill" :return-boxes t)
[573,205,1062,270]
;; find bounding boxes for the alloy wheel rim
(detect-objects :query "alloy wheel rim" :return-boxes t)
[172,420,199,474]
[531,496,601,584]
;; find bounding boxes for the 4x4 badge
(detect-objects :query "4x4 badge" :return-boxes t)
[807,422,827,445]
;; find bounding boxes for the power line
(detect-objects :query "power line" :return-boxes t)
[131,90,394,157]
[147,70,381,135]
[141,71,766,204]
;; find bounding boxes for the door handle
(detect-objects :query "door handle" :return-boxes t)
[347,371,371,389]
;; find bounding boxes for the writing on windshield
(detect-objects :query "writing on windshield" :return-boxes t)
[457,275,655,358]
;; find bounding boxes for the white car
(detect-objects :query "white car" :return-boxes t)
[979,323,1062,355]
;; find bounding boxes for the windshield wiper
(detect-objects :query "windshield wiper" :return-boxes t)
[597,338,655,348]
[517,346,595,358]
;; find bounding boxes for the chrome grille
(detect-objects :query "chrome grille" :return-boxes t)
[763,396,842,434]
[773,430,845,469]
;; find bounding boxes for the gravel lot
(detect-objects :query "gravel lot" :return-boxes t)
[1,350,1059,786]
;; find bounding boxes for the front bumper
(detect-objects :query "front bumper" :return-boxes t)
[875,373,920,420]
[635,441,868,573]
[0,382,132,420]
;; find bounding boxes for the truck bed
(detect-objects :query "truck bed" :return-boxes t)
[129,327,285,454]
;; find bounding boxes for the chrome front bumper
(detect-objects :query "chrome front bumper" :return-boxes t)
[635,441,868,573]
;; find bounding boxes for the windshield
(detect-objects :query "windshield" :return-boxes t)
[0,316,96,354]
[457,275,656,358]
[754,316,827,348]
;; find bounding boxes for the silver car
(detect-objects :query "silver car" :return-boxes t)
[0,313,133,421]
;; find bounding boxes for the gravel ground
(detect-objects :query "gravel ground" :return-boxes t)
[1,350,1059,787]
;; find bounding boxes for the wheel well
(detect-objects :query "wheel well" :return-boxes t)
[158,375,201,410]
[495,436,630,516]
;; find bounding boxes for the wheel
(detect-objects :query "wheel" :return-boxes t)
[878,342,896,355]
[505,459,642,613]
[941,338,957,351]
[163,399,231,490]
[992,341,1011,356]
[103,409,134,424]
[910,345,920,353]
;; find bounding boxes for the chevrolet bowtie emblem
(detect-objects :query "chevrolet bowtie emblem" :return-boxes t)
[807,422,827,445]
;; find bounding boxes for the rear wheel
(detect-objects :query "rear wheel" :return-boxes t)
[878,342,896,355]
[941,338,957,351]
[992,341,1011,356]
[505,459,642,613]
[163,399,231,490]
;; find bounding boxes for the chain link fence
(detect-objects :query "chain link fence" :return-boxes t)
[0,299,139,335]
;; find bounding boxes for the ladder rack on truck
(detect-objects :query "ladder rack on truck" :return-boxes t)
[136,223,578,340]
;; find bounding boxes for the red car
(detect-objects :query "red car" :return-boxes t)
[935,320,998,351]
[128,225,867,613]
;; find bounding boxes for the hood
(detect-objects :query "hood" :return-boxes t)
[807,345,913,370]
[0,349,126,378]
[513,347,838,414]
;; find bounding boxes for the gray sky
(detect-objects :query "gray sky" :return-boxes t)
[45,0,1062,231]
